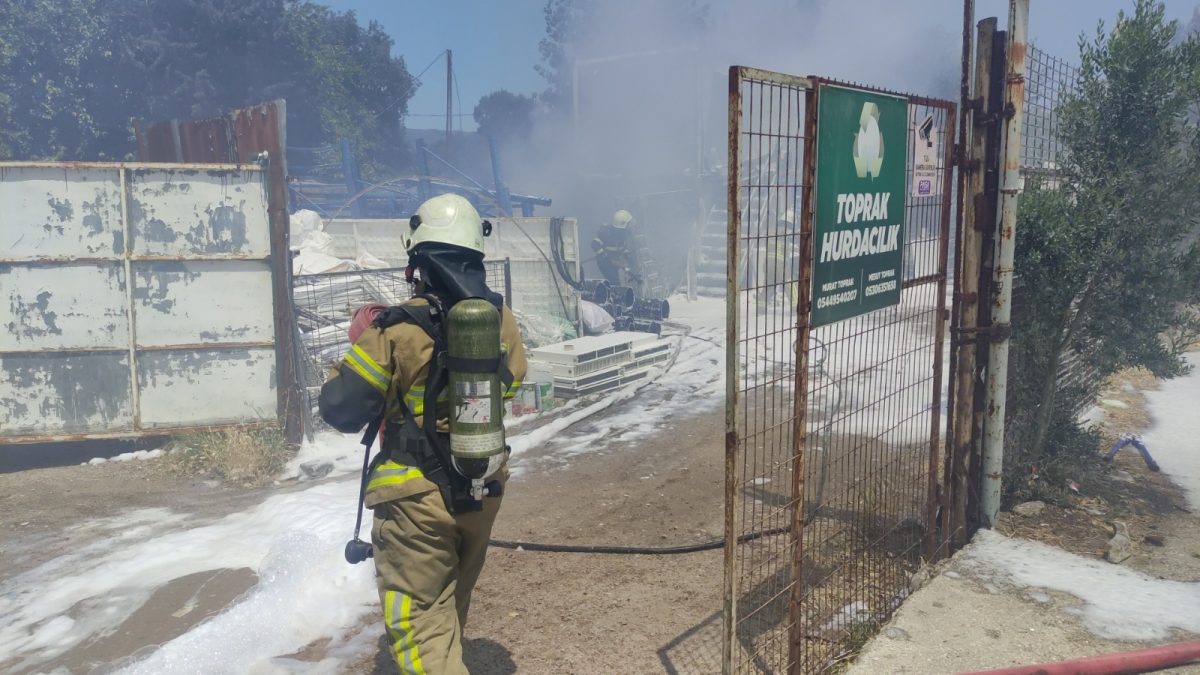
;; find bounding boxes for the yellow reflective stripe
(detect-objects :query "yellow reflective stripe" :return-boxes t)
[344,346,391,393]
[403,386,448,416]
[351,345,390,381]
[403,386,425,415]
[384,591,426,675]
[366,464,424,491]
[343,357,387,394]
[504,379,522,399]
[400,594,425,674]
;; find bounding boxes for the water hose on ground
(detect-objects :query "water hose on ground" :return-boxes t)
[956,639,1200,675]
[488,526,788,555]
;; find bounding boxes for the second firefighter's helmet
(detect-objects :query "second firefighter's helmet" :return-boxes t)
[611,209,635,229]
[404,193,491,254]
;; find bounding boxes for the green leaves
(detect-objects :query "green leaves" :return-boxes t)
[0,0,416,164]
[1007,1,1200,480]
[474,90,537,142]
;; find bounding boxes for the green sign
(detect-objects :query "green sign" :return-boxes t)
[811,84,908,327]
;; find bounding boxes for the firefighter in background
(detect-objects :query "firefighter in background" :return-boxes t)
[319,193,527,674]
[591,209,638,287]
[757,208,796,308]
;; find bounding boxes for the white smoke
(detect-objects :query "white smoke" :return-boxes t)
[498,0,963,285]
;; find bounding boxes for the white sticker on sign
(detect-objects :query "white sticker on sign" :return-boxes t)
[911,114,940,198]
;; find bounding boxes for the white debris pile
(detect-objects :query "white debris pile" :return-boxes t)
[510,295,725,471]
[291,210,354,275]
[958,529,1200,641]
[511,306,577,347]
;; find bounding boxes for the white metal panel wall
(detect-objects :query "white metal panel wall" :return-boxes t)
[0,162,280,443]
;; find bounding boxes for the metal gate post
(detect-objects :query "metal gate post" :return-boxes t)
[722,65,743,675]
[982,0,1029,526]
[786,82,819,675]
[927,102,957,560]
[950,16,999,548]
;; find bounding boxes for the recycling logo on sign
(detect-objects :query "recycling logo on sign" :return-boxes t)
[852,102,885,179]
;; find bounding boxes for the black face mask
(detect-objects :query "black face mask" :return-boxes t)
[408,244,504,308]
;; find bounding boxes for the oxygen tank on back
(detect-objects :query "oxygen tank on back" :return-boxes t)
[446,298,506,499]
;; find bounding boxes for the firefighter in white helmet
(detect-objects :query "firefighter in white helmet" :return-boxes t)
[591,209,638,286]
[319,193,527,674]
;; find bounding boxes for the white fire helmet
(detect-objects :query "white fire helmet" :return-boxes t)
[403,193,490,254]
[612,209,635,229]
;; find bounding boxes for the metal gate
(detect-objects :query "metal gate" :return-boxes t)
[723,68,955,673]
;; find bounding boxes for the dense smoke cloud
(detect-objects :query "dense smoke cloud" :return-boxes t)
[498,0,960,286]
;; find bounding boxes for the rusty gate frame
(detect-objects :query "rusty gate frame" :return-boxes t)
[724,66,957,674]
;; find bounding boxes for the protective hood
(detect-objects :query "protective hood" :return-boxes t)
[408,244,504,309]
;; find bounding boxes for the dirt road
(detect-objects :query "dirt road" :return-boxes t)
[0,403,728,674]
[349,407,729,674]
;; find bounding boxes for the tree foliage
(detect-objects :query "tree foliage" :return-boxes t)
[474,90,537,142]
[535,0,593,112]
[1008,0,1200,484]
[0,0,415,164]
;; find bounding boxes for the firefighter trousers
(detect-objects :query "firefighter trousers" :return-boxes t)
[371,485,504,674]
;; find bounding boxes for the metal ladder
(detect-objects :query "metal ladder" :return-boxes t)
[630,228,666,300]
[695,205,729,297]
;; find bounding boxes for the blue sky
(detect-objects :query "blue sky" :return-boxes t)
[321,0,1197,131]
[321,0,546,131]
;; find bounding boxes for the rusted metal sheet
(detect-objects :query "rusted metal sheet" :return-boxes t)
[0,161,280,445]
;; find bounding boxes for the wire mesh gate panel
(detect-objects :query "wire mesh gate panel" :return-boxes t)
[1020,45,1078,186]
[724,68,955,674]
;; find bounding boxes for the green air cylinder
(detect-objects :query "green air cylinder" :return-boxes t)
[447,298,506,482]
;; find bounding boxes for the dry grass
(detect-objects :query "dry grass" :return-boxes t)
[165,428,292,487]
[997,361,1190,558]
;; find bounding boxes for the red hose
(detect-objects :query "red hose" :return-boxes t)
[957,640,1200,675]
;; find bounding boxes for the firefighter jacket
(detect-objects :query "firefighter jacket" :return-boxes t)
[319,297,527,508]
[590,224,633,264]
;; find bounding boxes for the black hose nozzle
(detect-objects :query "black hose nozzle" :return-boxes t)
[344,538,374,564]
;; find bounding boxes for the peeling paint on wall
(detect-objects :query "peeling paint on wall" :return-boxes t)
[1,163,278,442]
[0,353,133,433]
[47,197,74,222]
[137,347,277,427]
[1,265,128,349]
